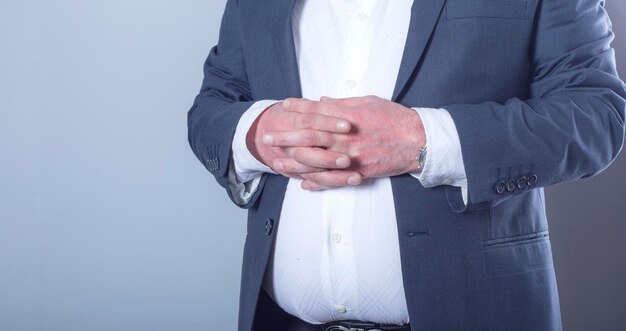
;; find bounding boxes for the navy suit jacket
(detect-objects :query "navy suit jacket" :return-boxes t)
[188,0,626,330]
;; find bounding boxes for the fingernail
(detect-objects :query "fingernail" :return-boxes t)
[347,176,361,185]
[262,134,273,145]
[282,99,290,109]
[273,160,283,171]
[336,121,350,131]
[335,156,350,168]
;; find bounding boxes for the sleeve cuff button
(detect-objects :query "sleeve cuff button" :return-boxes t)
[506,179,517,192]
[495,181,507,194]
[517,176,527,189]
[527,174,538,186]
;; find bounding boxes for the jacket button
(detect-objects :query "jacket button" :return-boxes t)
[265,218,274,236]
[494,181,506,194]
[516,176,527,189]
[506,179,517,192]
[527,174,538,186]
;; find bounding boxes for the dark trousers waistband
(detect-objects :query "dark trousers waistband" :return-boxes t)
[253,288,410,331]
[318,320,411,331]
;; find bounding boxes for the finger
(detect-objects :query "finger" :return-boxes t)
[285,97,350,120]
[263,129,338,147]
[292,112,351,133]
[313,100,351,118]
[300,170,363,188]
[286,147,351,169]
[273,158,320,174]
[301,180,333,191]
[282,98,318,113]
[282,173,304,180]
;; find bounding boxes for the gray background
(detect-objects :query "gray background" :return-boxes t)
[0,0,624,330]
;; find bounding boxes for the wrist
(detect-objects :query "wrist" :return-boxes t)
[404,109,427,173]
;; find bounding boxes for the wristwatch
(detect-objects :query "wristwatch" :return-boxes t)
[417,145,427,172]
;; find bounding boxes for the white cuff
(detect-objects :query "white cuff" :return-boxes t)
[226,100,281,205]
[231,99,281,183]
[409,107,468,204]
[227,154,264,206]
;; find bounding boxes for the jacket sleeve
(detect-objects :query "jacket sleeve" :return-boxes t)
[187,0,267,209]
[443,0,626,212]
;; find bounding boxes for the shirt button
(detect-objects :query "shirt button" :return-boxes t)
[331,232,342,244]
[346,79,357,89]
[357,12,368,21]
[334,305,347,313]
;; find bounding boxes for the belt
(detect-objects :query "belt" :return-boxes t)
[254,288,411,331]
[317,320,411,331]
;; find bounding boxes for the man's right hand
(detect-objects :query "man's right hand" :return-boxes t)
[246,99,363,188]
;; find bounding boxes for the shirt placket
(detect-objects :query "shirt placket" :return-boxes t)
[324,0,376,319]
[335,0,375,98]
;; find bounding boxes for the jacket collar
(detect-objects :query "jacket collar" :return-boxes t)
[269,0,302,98]
[269,0,448,102]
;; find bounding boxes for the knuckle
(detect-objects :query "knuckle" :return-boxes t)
[284,97,296,106]
[285,160,306,173]
[277,134,289,145]
[323,153,339,167]
[315,172,332,186]
[284,146,296,157]
[302,131,318,146]
[331,173,346,186]
[302,172,317,183]
[293,148,306,162]
[321,132,333,144]
[317,103,329,113]
[315,173,329,184]
[298,114,314,128]
[281,160,294,172]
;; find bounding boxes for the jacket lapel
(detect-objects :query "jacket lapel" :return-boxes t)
[392,0,448,101]
[269,0,447,101]
[270,0,302,99]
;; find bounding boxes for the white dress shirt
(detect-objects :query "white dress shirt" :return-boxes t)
[229,0,467,325]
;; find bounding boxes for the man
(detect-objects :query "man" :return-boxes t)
[188,0,626,330]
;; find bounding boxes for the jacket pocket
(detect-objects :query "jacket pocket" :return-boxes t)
[446,0,529,20]
[483,231,552,276]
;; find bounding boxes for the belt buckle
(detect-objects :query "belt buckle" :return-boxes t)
[324,324,382,331]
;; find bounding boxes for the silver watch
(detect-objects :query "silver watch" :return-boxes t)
[417,145,427,172]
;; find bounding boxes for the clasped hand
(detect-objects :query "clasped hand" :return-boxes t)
[246,95,426,190]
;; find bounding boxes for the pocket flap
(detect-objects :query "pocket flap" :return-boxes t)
[484,231,552,276]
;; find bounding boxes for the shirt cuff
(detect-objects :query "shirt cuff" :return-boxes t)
[231,99,281,183]
[227,154,264,206]
[409,107,468,204]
